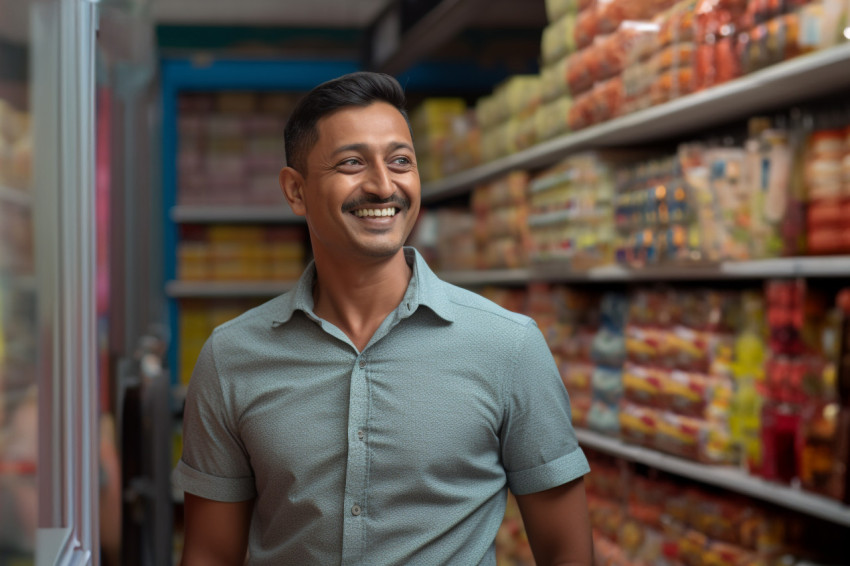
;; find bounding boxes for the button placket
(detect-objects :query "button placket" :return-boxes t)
[341,354,370,562]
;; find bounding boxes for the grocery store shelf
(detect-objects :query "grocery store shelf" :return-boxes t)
[165,280,296,298]
[0,185,32,207]
[421,43,850,203]
[575,428,850,527]
[170,205,304,223]
[438,256,850,285]
[719,256,850,278]
[440,268,532,286]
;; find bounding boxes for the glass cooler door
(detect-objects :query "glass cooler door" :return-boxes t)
[0,1,100,564]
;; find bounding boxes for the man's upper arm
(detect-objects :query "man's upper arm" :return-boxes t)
[181,492,253,566]
[514,477,593,566]
[501,322,590,495]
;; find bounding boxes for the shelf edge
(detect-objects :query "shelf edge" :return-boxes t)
[575,428,850,526]
[165,280,296,298]
[170,205,304,224]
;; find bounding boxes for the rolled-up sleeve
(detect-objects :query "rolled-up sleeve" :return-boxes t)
[172,334,256,502]
[501,321,590,495]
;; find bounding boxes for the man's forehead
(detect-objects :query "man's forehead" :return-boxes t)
[315,103,411,143]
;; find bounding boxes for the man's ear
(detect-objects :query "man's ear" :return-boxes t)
[279,166,307,216]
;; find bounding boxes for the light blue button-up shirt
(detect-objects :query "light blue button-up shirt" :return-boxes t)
[174,247,589,565]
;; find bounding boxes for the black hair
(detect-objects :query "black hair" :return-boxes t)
[283,71,411,175]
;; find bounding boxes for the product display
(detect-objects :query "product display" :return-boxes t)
[471,171,534,269]
[471,279,850,506]
[410,98,474,182]
[177,91,297,206]
[0,93,36,559]
[584,449,850,566]
[177,224,307,282]
[415,0,850,179]
[528,152,617,267]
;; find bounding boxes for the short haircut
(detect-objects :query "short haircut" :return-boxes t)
[284,71,411,175]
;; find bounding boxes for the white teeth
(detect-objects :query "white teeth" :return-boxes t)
[354,208,397,218]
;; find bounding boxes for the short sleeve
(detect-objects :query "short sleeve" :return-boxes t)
[172,335,257,502]
[501,321,590,495]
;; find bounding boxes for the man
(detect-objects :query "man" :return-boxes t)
[174,71,592,565]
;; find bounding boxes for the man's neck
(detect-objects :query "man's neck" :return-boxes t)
[311,250,412,351]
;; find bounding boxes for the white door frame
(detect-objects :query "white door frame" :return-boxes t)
[32,1,100,564]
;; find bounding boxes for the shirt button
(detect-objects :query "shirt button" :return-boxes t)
[351,504,362,516]
[357,430,365,440]
[359,360,366,369]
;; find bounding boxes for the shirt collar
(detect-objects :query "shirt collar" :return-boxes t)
[271,246,454,328]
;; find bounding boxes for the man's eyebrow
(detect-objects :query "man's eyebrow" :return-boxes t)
[331,141,414,156]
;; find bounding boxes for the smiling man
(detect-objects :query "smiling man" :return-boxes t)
[174,72,592,566]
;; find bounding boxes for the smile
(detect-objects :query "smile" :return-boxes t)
[353,208,398,218]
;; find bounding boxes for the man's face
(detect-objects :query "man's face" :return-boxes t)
[296,101,421,262]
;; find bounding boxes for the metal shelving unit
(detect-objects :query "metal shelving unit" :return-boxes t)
[422,43,850,203]
[165,280,297,298]
[574,428,850,527]
[422,43,850,531]
[170,205,304,224]
[439,256,850,286]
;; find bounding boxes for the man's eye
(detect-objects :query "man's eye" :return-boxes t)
[338,158,361,167]
[392,156,412,165]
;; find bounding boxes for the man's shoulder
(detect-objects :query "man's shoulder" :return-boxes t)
[210,292,292,341]
[438,279,534,329]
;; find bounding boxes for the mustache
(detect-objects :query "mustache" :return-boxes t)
[342,193,411,213]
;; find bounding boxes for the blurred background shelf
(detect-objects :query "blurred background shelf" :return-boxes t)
[575,428,850,527]
[422,43,850,203]
[170,205,303,224]
[438,256,850,285]
[165,280,296,298]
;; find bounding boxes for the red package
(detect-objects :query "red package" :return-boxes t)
[567,90,595,131]
[575,7,599,49]
[566,49,595,96]
[589,76,624,124]
[596,22,660,81]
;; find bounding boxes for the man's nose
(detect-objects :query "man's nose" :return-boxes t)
[362,163,395,198]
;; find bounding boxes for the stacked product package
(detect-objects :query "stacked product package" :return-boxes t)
[409,98,472,183]
[477,75,542,163]
[527,152,617,267]
[754,281,850,503]
[0,100,32,277]
[480,280,850,501]
[414,0,850,179]
[479,283,850,563]
[177,92,296,206]
[538,0,579,142]
[805,126,850,254]
[585,451,848,566]
[177,225,307,283]
[620,288,740,464]
[470,171,533,269]
[613,118,850,267]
